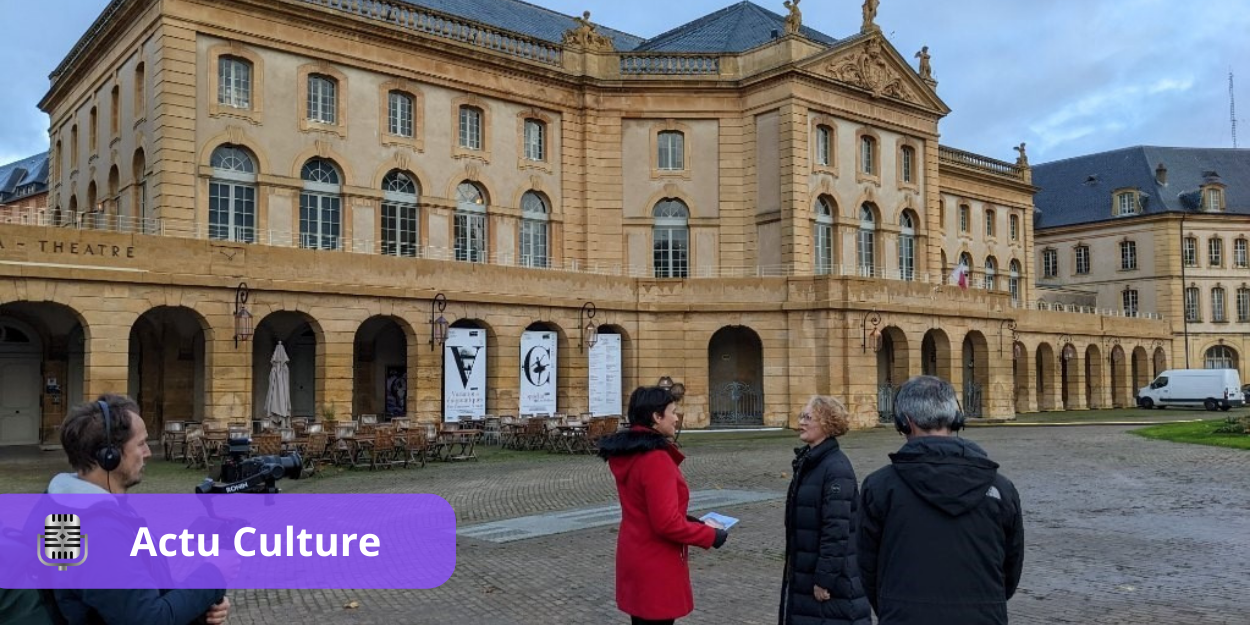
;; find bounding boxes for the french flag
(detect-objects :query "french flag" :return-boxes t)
[949,262,970,290]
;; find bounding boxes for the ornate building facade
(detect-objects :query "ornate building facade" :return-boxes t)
[0,0,1170,445]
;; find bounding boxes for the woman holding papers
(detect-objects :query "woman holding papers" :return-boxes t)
[598,386,729,625]
[779,396,872,625]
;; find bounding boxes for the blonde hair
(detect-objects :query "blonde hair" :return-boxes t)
[806,395,851,438]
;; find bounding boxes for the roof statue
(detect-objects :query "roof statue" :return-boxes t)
[914,46,932,80]
[562,11,615,52]
[861,0,880,33]
[1014,142,1029,168]
[783,0,802,35]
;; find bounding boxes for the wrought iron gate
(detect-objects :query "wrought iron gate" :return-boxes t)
[709,381,763,427]
[877,384,899,424]
[963,383,983,418]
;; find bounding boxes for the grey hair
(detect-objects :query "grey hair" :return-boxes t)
[894,375,960,432]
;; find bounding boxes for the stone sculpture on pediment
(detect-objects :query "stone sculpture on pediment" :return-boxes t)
[826,38,915,102]
[783,0,802,35]
[562,11,615,52]
[861,0,880,33]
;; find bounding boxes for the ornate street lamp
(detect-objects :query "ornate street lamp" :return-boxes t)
[998,319,1017,357]
[428,293,449,351]
[861,310,883,353]
[233,282,253,349]
[579,301,598,352]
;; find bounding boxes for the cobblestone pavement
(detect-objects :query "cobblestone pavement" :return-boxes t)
[4,426,1248,624]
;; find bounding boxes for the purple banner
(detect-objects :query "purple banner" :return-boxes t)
[0,494,455,589]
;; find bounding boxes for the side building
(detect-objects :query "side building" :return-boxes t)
[0,152,50,223]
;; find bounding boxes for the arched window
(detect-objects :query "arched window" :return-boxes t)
[299,158,341,250]
[857,204,876,277]
[455,182,487,263]
[653,199,689,278]
[814,196,835,275]
[209,145,257,243]
[381,170,419,257]
[899,211,916,281]
[1009,260,1021,303]
[1204,345,1237,369]
[984,257,997,291]
[520,191,549,268]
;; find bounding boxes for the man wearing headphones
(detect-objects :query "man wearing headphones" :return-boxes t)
[857,376,1024,625]
[41,394,232,624]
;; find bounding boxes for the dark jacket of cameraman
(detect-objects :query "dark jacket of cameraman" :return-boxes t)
[39,473,225,625]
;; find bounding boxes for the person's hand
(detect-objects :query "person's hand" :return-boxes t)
[205,596,230,624]
[813,585,830,602]
[703,519,725,530]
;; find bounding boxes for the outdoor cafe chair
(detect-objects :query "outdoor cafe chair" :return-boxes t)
[161,421,186,462]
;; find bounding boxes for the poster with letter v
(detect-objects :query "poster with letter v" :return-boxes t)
[444,327,487,422]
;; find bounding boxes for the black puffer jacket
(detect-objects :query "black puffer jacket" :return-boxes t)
[779,438,872,625]
[858,436,1024,625]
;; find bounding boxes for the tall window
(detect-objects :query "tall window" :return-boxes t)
[388,91,414,137]
[1236,238,1248,267]
[653,199,689,278]
[1043,248,1058,278]
[658,131,684,171]
[89,107,98,152]
[1209,237,1223,267]
[1122,289,1138,317]
[860,136,876,175]
[985,209,996,237]
[1205,345,1236,369]
[455,182,487,263]
[899,212,916,281]
[110,85,120,135]
[958,204,970,232]
[1183,237,1198,267]
[458,106,483,150]
[133,62,145,118]
[520,191,549,268]
[1185,286,1200,322]
[1075,245,1090,275]
[814,125,831,167]
[984,257,997,291]
[524,119,546,161]
[1009,214,1019,241]
[307,75,337,124]
[857,205,876,277]
[70,125,79,166]
[900,146,915,183]
[1120,240,1137,270]
[218,57,252,109]
[299,158,341,250]
[381,170,419,257]
[1117,191,1137,216]
[1238,287,1250,322]
[1008,260,1021,303]
[1205,188,1224,211]
[959,252,973,284]
[814,196,834,275]
[208,145,257,243]
[1212,287,1227,322]
[132,149,149,231]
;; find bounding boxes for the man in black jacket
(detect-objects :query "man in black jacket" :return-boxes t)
[858,376,1024,625]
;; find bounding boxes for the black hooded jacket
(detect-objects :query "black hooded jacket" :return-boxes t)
[858,436,1024,625]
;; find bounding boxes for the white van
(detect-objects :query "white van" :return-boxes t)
[1137,369,1245,411]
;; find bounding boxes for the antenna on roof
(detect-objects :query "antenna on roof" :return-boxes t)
[1231,69,1238,148]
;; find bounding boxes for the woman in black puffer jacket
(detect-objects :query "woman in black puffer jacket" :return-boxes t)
[779,395,872,625]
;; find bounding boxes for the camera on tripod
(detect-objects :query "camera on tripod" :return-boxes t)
[195,435,303,494]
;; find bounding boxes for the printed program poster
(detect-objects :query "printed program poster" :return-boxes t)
[519,330,558,414]
[444,327,487,421]
[588,333,622,416]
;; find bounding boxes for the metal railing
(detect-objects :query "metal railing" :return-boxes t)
[708,381,763,427]
[1011,299,1164,320]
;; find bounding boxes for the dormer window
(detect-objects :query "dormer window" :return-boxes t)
[1204,187,1225,212]
[1114,190,1139,216]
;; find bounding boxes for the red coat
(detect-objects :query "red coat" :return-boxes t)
[601,427,717,620]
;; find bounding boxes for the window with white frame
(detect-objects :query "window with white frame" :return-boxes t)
[901,145,915,183]
[299,158,341,250]
[524,119,546,161]
[1209,237,1223,267]
[1075,245,1090,275]
[984,257,997,291]
[306,75,337,124]
[1183,237,1198,267]
[1009,214,1019,241]
[814,196,834,275]
[1238,287,1250,322]
[218,56,252,109]
[1205,345,1236,369]
[658,131,684,171]
[1122,289,1138,317]
[455,182,487,262]
[381,170,419,257]
[857,205,877,277]
[899,212,916,281]
[814,125,831,167]
[1236,238,1248,267]
[1205,188,1224,211]
[1116,191,1137,216]
[1212,287,1227,322]
[1185,286,1200,321]
[1042,248,1058,278]
[1120,240,1137,270]
[958,204,969,232]
[520,191,549,268]
[208,145,256,243]
[1009,260,1021,303]
[458,106,483,150]
[985,209,996,237]
[388,91,414,137]
[860,136,876,175]
[653,198,689,278]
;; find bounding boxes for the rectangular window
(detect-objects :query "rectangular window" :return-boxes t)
[524,119,545,161]
[860,137,875,175]
[208,181,256,243]
[454,212,487,262]
[1185,287,1200,322]
[899,234,915,281]
[1213,289,1227,322]
[1009,276,1020,303]
[653,226,689,278]
[815,126,831,167]
[1207,189,1222,211]
[299,192,340,250]
[658,131,684,171]
[1009,214,1019,241]
[901,146,914,183]
[959,205,969,232]
[458,107,482,150]
[1122,290,1138,317]
[814,223,832,275]
[520,220,549,268]
[381,202,418,257]
[1075,246,1090,275]
[1117,192,1136,215]
[1235,239,1248,267]
[1043,249,1057,278]
[1183,238,1197,267]
[1209,238,1223,267]
[388,92,413,137]
[985,210,996,237]
[307,75,336,124]
[1120,241,1137,270]
[857,230,875,277]
[1238,289,1250,322]
[218,58,252,109]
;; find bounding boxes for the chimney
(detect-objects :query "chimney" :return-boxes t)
[1155,162,1167,186]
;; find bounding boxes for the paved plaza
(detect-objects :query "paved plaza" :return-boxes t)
[3,424,1248,624]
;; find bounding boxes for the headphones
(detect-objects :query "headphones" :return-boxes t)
[893,406,965,435]
[94,400,122,472]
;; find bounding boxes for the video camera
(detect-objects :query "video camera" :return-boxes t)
[195,436,303,494]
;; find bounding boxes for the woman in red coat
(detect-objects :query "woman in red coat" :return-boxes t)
[598,386,729,625]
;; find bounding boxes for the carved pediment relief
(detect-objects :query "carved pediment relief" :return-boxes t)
[825,39,919,102]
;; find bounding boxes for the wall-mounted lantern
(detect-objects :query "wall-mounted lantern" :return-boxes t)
[428,293,449,351]
[861,310,883,353]
[233,283,253,349]
[579,301,598,353]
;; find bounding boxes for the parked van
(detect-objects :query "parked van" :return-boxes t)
[1137,369,1245,411]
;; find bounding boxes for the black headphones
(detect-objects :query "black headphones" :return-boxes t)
[894,407,966,435]
[95,400,122,472]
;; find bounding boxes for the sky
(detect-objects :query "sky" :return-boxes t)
[3,0,1249,166]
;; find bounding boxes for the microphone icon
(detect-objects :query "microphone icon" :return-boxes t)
[38,513,88,571]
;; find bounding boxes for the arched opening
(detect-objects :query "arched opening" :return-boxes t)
[1131,346,1150,401]
[1035,343,1056,411]
[520,321,565,415]
[0,317,45,445]
[0,303,88,445]
[1152,347,1167,377]
[707,326,764,427]
[1013,341,1030,413]
[210,144,259,243]
[128,307,209,434]
[589,325,629,416]
[876,326,909,423]
[1085,344,1104,409]
[1204,344,1238,370]
[1109,345,1129,408]
[1060,343,1077,410]
[961,332,989,418]
[921,329,951,380]
[253,311,322,422]
[353,316,413,419]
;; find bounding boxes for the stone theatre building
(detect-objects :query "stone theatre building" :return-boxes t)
[0,0,1171,445]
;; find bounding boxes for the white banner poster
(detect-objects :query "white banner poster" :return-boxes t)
[588,333,622,416]
[444,327,487,422]
[519,330,558,415]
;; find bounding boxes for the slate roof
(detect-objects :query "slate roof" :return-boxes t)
[632,1,836,53]
[1032,146,1250,229]
[396,0,645,50]
[0,152,49,203]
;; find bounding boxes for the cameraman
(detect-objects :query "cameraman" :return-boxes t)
[41,394,231,624]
